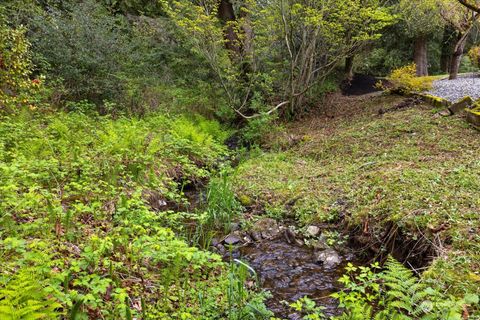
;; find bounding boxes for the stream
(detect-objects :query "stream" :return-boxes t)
[240,239,350,318]
[186,186,358,318]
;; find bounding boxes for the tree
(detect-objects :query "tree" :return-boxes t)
[167,0,394,118]
[275,0,394,113]
[396,0,443,76]
[342,0,398,81]
[439,0,480,79]
[440,24,458,73]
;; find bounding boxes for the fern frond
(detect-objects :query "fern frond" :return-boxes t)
[0,270,61,320]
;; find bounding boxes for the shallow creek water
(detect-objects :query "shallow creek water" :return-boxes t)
[239,239,355,319]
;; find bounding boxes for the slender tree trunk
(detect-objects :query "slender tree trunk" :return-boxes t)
[345,55,355,81]
[449,34,468,80]
[414,36,428,76]
[440,25,456,73]
[239,4,253,76]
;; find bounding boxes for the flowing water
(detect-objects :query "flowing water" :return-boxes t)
[240,239,356,319]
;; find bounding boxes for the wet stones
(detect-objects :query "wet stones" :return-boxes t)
[211,218,291,258]
[311,234,329,251]
[240,238,352,318]
[224,234,242,245]
[251,231,262,242]
[315,248,342,269]
[305,225,320,237]
[229,222,241,232]
[284,228,296,244]
[252,218,281,239]
[213,218,283,252]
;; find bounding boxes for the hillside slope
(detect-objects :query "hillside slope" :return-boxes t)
[234,94,480,297]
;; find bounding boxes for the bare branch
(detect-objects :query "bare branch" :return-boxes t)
[232,100,290,119]
[457,0,480,13]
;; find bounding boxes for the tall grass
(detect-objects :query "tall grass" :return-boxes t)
[205,169,243,233]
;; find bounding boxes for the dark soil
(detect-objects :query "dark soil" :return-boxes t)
[341,74,386,96]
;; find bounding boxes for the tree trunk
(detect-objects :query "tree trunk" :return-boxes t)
[414,36,428,76]
[217,0,240,55]
[440,25,456,73]
[440,24,457,73]
[345,55,355,81]
[449,34,467,80]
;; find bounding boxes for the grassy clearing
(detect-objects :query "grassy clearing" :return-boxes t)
[234,95,480,297]
[0,110,271,319]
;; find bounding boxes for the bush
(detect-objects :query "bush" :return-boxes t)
[467,46,480,69]
[28,1,131,104]
[385,63,434,94]
[241,114,281,146]
[0,13,42,113]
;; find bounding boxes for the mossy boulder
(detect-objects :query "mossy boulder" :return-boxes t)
[449,96,473,114]
[238,194,253,206]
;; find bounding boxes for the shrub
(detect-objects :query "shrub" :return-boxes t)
[241,114,281,146]
[467,46,480,69]
[0,13,42,113]
[386,63,434,94]
[28,0,131,104]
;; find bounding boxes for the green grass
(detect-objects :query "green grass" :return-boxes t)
[234,96,480,299]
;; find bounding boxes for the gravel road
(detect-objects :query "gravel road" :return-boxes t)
[427,76,480,102]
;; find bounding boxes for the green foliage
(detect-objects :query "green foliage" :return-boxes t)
[225,261,273,319]
[28,0,133,104]
[0,269,61,320]
[459,55,479,73]
[241,114,280,145]
[333,257,479,320]
[468,45,480,68]
[396,0,443,37]
[288,296,326,320]
[166,0,395,117]
[3,0,225,116]
[0,109,273,318]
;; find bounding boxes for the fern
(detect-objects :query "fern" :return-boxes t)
[381,256,424,315]
[0,270,61,320]
[335,257,474,320]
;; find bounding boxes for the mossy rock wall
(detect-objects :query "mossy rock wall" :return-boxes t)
[416,93,451,108]
[466,107,480,128]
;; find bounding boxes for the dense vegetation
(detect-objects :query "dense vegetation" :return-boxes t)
[1,0,480,319]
